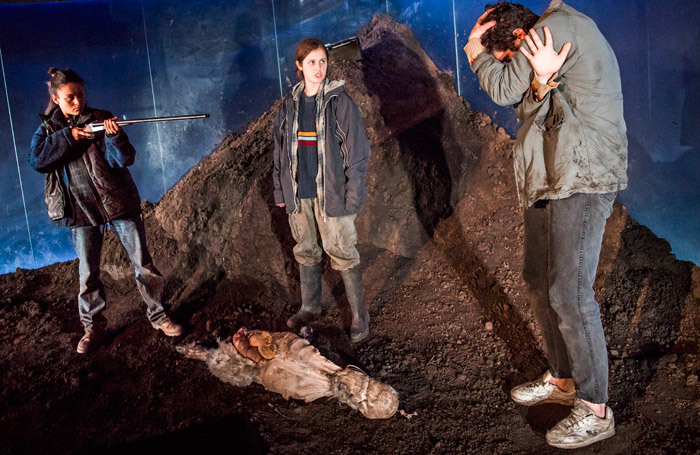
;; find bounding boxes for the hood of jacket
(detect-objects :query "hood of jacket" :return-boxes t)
[290,78,346,104]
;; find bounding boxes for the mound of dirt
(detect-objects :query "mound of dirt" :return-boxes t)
[1,14,698,455]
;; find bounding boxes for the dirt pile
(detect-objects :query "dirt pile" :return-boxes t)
[1,14,698,455]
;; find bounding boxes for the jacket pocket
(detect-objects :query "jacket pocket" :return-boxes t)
[45,170,68,221]
[535,102,564,133]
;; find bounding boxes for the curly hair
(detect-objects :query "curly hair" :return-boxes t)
[480,1,539,53]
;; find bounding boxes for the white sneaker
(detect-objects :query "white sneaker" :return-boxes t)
[546,398,615,449]
[510,370,576,406]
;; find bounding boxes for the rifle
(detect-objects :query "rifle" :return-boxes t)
[84,113,210,133]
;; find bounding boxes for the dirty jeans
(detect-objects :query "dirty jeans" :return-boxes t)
[71,215,166,332]
[288,198,360,271]
[523,192,616,404]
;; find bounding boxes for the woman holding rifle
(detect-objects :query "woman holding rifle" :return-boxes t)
[29,67,182,354]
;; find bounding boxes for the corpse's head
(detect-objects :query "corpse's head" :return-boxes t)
[481,1,539,62]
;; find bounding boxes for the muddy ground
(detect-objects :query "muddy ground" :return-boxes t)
[1,14,699,455]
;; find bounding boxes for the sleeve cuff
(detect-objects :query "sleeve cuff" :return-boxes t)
[464,38,486,66]
[530,72,560,101]
[62,126,78,145]
[274,190,284,206]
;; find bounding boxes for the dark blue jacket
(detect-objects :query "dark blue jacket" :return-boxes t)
[273,79,370,218]
[29,107,142,227]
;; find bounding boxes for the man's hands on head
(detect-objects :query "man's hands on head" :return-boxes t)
[468,8,495,41]
[519,26,571,84]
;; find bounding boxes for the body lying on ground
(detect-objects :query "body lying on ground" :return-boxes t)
[177,327,399,420]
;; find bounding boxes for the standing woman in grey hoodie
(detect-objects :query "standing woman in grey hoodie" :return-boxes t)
[272,38,371,342]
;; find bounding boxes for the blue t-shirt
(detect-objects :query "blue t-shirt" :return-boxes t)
[296,93,318,199]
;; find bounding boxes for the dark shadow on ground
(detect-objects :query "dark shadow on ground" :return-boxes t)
[92,414,267,455]
[360,28,544,382]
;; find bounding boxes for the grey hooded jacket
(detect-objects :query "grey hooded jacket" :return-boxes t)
[471,0,628,207]
[273,79,370,218]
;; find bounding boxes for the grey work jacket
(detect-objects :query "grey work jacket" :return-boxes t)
[472,0,628,207]
[273,79,371,218]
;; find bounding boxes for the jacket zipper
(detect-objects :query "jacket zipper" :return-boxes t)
[320,93,339,221]
[334,117,350,168]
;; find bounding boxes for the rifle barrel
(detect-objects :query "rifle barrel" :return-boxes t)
[85,113,210,132]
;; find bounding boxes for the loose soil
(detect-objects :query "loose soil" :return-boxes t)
[1,14,699,455]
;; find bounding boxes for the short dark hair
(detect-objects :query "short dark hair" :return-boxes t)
[480,1,539,53]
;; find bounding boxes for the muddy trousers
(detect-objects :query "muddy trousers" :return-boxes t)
[523,192,616,404]
[288,198,360,271]
[71,215,167,333]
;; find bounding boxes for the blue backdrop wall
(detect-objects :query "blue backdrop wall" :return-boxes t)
[1,0,698,274]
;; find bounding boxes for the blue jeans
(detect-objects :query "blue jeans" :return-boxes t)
[523,192,616,404]
[71,215,166,332]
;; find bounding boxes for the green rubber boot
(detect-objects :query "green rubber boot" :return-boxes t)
[287,263,323,330]
[341,265,369,342]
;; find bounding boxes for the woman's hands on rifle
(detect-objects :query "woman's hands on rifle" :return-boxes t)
[72,116,121,141]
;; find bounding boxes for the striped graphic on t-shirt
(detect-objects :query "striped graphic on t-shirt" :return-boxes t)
[298,131,317,146]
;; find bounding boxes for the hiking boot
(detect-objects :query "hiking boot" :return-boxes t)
[76,330,101,354]
[510,370,576,406]
[287,263,323,330]
[340,265,369,343]
[154,316,183,337]
[546,398,615,449]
